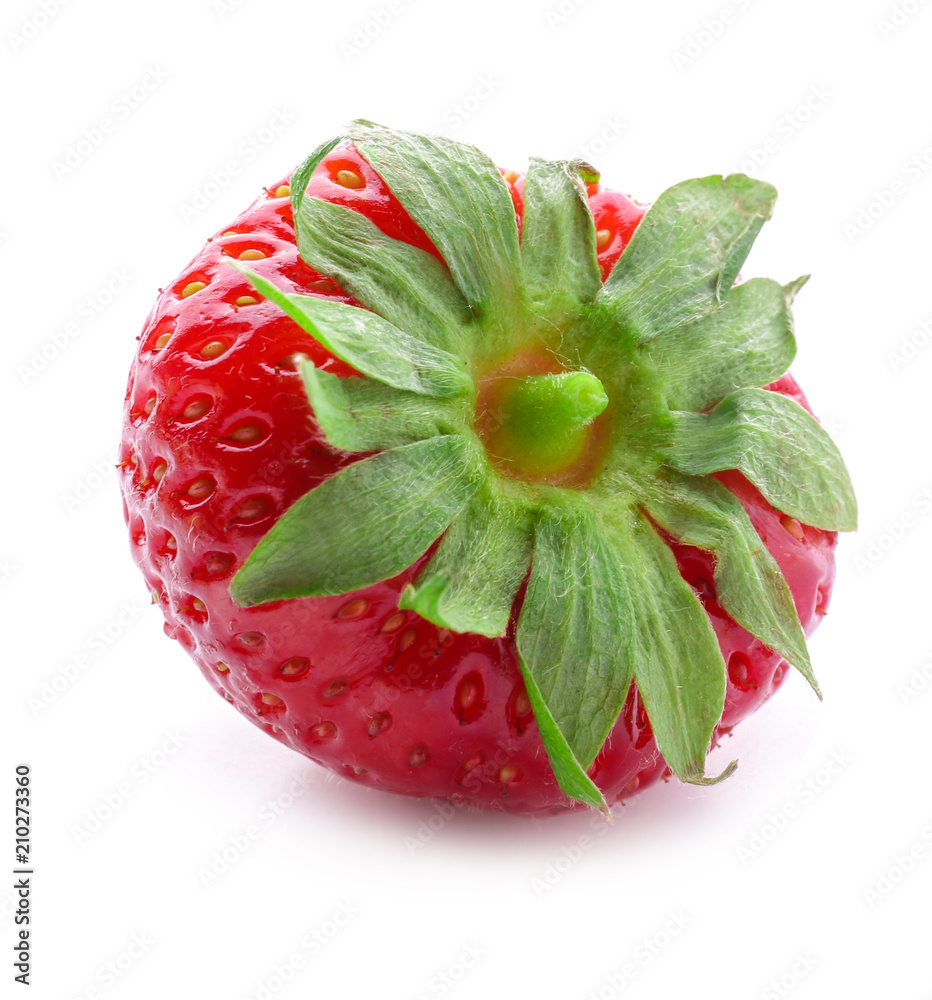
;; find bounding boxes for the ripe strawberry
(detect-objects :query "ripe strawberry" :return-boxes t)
[120,121,856,815]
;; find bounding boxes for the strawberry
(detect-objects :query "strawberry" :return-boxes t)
[120,121,856,815]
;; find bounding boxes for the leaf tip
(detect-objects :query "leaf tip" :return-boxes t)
[682,757,738,787]
[783,274,811,305]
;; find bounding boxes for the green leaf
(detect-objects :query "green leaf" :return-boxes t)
[349,119,524,326]
[301,362,461,453]
[232,264,471,397]
[628,513,734,785]
[783,274,810,305]
[288,134,343,219]
[666,388,858,531]
[645,277,797,412]
[519,665,611,815]
[399,487,535,637]
[516,505,636,772]
[644,472,819,696]
[230,436,484,606]
[600,174,778,343]
[521,158,601,309]
[295,194,472,355]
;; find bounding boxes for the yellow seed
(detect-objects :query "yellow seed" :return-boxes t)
[780,514,805,541]
[235,295,259,307]
[336,598,369,620]
[187,476,215,500]
[235,497,268,521]
[237,248,267,261]
[398,627,418,652]
[182,398,211,420]
[181,280,207,298]
[230,424,262,443]
[144,396,157,415]
[221,231,238,236]
[274,184,290,198]
[381,612,406,634]
[154,333,172,349]
[199,341,228,360]
[335,169,364,189]
[596,229,612,251]
[216,662,229,672]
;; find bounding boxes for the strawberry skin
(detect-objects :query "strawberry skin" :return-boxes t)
[121,131,847,814]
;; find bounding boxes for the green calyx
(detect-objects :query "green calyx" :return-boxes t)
[228,120,858,813]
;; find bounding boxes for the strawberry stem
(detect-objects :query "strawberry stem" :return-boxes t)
[482,371,609,480]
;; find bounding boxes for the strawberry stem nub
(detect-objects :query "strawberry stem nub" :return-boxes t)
[482,371,609,480]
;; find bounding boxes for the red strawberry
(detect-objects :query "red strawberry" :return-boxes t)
[120,121,856,815]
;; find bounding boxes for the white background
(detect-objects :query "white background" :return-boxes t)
[3,0,931,996]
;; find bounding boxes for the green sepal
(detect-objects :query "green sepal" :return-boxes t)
[520,157,601,310]
[627,513,734,785]
[294,194,471,355]
[783,274,810,305]
[518,665,611,816]
[644,472,819,696]
[232,264,471,397]
[516,504,636,772]
[288,134,343,219]
[645,277,797,412]
[666,388,858,532]
[599,174,777,344]
[399,486,535,638]
[348,120,524,329]
[301,361,462,453]
[230,436,484,606]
